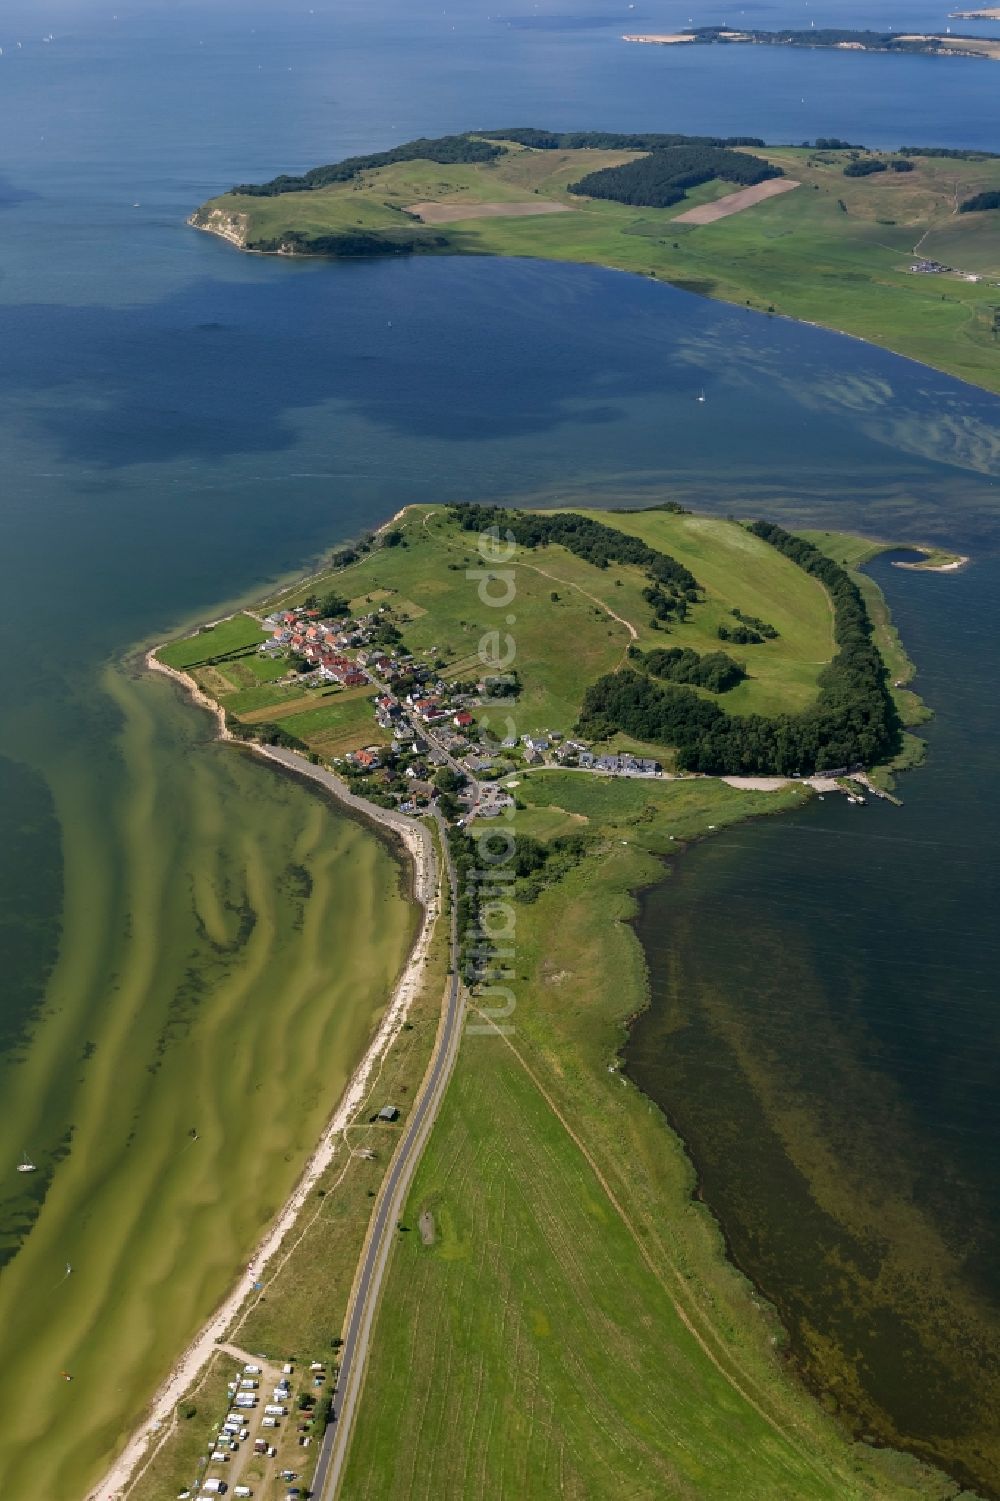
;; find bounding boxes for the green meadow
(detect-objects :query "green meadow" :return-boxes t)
[196,140,1000,395]
[0,667,417,1501]
[260,503,840,754]
[344,774,955,1500]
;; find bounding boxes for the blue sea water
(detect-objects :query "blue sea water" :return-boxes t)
[0,0,999,1490]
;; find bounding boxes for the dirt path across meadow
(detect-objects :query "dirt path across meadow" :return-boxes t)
[674,177,800,224]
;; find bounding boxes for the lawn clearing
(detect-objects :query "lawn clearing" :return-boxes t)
[157,613,266,669]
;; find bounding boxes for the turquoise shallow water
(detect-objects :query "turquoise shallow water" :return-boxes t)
[0,0,999,1491]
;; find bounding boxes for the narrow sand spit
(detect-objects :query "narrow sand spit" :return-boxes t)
[622,32,696,43]
[408,198,573,224]
[89,670,439,1501]
[893,553,969,573]
[673,177,800,225]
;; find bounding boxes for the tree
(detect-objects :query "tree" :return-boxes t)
[318,592,350,618]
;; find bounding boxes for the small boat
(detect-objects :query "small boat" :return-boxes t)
[17,1153,36,1174]
[696,389,707,403]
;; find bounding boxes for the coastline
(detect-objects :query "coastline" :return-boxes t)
[892,550,970,573]
[90,651,440,1501]
[116,524,943,1499]
[190,206,1000,403]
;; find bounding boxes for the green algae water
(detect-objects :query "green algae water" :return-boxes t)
[2,1,1000,1496]
[0,666,417,1498]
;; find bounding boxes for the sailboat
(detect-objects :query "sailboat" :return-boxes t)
[17,1152,36,1174]
[696,389,707,404]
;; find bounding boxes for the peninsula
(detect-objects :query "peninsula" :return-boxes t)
[191,130,1000,395]
[123,501,982,1501]
[623,25,1000,59]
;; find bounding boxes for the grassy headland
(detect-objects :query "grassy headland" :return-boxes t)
[192,132,1000,394]
[137,500,969,1496]
[188,502,925,782]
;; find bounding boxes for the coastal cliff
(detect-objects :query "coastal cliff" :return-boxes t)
[189,206,250,249]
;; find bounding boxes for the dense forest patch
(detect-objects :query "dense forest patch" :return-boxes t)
[960,191,1000,214]
[568,145,781,210]
[233,134,503,197]
[641,646,746,693]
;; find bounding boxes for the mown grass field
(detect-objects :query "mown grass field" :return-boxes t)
[343,775,954,1500]
[157,611,267,668]
[196,141,1000,394]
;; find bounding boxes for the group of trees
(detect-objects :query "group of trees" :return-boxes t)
[719,622,764,645]
[233,133,502,196]
[252,228,437,258]
[577,522,900,775]
[720,606,778,644]
[568,145,781,210]
[450,503,698,600]
[226,715,309,753]
[960,191,1000,214]
[730,607,778,638]
[842,157,912,178]
[642,646,745,694]
[899,146,1000,161]
[480,128,766,151]
[302,590,349,618]
[806,137,864,150]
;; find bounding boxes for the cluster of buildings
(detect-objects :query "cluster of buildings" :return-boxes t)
[258,605,662,804]
[260,604,414,688]
[577,750,661,776]
[908,257,989,285]
[517,735,661,777]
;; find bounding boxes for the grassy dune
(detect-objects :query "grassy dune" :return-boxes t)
[0,667,416,1501]
[196,141,1000,394]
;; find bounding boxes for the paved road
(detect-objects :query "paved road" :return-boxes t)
[312,811,463,1501]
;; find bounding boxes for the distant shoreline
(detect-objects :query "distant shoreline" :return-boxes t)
[622,26,1000,60]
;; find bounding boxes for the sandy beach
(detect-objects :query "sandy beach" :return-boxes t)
[89,657,440,1501]
[892,552,969,573]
